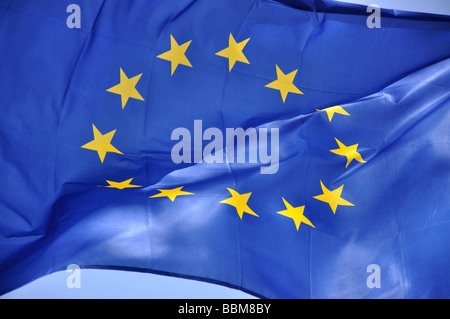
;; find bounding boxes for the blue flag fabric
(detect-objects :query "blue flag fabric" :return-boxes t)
[0,0,449,298]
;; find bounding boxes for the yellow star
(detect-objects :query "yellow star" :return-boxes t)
[313,181,354,214]
[219,188,259,219]
[157,35,192,75]
[265,65,303,103]
[104,178,142,190]
[81,124,123,163]
[276,198,315,231]
[330,138,366,168]
[106,68,144,109]
[149,186,194,202]
[316,106,350,122]
[215,33,250,72]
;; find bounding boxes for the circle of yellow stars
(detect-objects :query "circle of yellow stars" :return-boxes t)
[81,33,367,232]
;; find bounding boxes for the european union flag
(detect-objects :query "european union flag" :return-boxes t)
[0,0,449,298]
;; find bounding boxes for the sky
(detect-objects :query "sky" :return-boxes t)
[2,0,450,299]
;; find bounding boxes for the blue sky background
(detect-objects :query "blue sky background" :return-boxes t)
[2,0,450,299]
